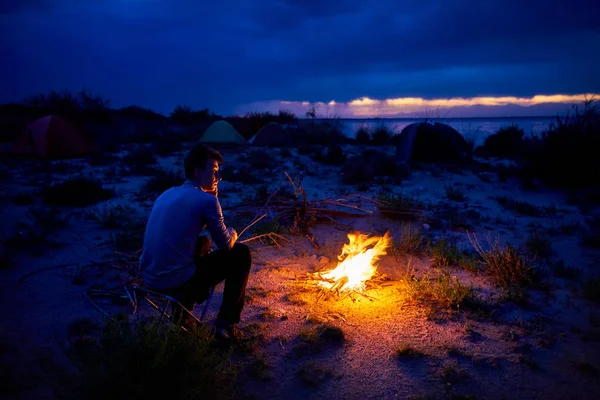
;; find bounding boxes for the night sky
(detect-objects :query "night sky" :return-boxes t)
[2,0,599,117]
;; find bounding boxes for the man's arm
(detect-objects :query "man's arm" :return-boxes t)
[204,195,237,250]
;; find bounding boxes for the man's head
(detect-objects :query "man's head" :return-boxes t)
[184,144,224,192]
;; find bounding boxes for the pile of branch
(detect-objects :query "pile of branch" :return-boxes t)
[296,271,395,302]
[237,173,377,248]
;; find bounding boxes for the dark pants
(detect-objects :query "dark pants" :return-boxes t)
[167,237,252,325]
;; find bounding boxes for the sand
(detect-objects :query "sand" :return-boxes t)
[1,142,599,400]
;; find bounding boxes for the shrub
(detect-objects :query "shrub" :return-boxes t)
[377,192,424,220]
[476,124,526,159]
[342,150,408,184]
[303,122,347,146]
[355,126,370,144]
[371,125,392,145]
[42,175,114,207]
[111,216,147,251]
[220,167,260,184]
[430,238,478,272]
[85,203,136,229]
[143,168,185,194]
[57,315,237,400]
[122,145,158,173]
[395,223,424,255]
[524,231,553,259]
[151,135,184,155]
[444,184,467,201]
[526,100,600,189]
[470,234,538,301]
[494,196,542,217]
[322,144,346,165]
[402,270,475,310]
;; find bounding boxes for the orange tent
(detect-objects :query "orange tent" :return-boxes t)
[11,115,96,158]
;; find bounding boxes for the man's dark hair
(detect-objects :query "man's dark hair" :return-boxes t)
[184,144,224,179]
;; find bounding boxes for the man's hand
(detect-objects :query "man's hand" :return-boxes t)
[228,227,238,244]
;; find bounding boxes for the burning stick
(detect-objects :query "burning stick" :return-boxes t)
[315,231,392,294]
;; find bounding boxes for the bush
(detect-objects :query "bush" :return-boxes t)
[355,126,370,144]
[322,144,346,165]
[122,145,158,169]
[58,316,237,400]
[143,169,185,194]
[476,124,526,159]
[371,125,392,145]
[376,192,424,220]
[470,234,538,301]
[303,122,347,146]
[526,100,600,189]
[342,150,408,184]
[42,175,114,207]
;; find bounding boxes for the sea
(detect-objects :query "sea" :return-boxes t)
[317,117,556,146]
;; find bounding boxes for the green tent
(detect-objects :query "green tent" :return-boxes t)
[199,120,247,144]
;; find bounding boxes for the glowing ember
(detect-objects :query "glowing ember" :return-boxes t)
[318,231,392,292]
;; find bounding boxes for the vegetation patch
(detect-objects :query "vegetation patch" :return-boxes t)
[41,175,114,207]
[49,315,237,400]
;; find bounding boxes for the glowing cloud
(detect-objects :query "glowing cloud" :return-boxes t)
[236,93,597,118]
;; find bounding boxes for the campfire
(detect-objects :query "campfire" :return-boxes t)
[316,231,392,293]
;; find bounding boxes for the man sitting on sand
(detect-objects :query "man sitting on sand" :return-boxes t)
[139,143,251,342]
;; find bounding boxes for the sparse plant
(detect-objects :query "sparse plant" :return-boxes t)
[524,231,554,259]
[395,344,425,358]
[476,124,526,159]
[355,126,370,144]
[395,223,424,255]
[548,219,583,236]
[143,168,185,194]
[372,124,392,145]
[49,315,237,400]
[240,150,278,171]
[294,323,345,357]
[111,217,147,251]
[430,238,478,272]
[246,352,272,380]
[525,100,600,189]
[85,202,136,229]
[445,184,467,201]
[342,150,409,185]
[402,269,474,311]
[582,215,600,249]
[377,192,424,220]
[494,196,542,217]
[296,361,333,387]
[551,259,579,280]
[122,145,158,173]
[220,167,260,184]
[440,360,470,384]
[582,275,600,302]
[469,233,538,302]
[12,192,35,205]
[41,175,114,207]
[27,206,71,230]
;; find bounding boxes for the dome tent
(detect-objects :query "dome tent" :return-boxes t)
[11,115,96,159]
[199,120,248,144]
[248,122,293,146]
[395,122,471,164]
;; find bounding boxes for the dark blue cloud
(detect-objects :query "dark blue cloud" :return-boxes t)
[1,0,599,114]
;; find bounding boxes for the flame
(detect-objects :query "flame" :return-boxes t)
[319,231,392,292]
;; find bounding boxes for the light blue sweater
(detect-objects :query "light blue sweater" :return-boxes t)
[139,180,235,290]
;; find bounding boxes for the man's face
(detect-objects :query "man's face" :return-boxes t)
[194,159,221,192]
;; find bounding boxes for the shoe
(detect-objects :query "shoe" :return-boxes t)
[214,323,242,344]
